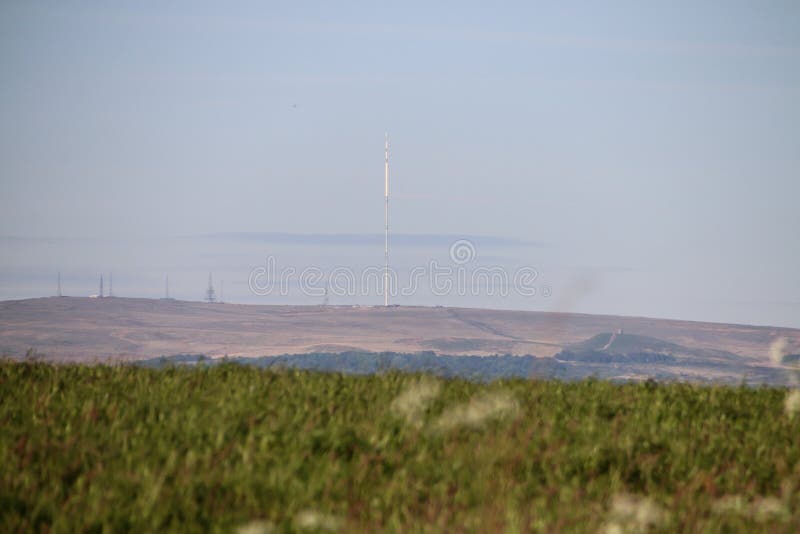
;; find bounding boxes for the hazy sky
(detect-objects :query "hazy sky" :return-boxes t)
[1,2,798,326]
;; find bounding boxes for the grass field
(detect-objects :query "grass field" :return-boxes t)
[2,362,799,532]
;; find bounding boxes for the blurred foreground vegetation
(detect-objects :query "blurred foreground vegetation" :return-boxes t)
[1,362,799,532]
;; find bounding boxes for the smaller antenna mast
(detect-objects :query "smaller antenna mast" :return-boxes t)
[99,274,104,298]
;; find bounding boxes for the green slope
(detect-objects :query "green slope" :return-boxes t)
[2,362,799,532]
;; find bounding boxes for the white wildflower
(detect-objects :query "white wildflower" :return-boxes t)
[602,522,624,534]
[752,497,787,522]
[236,520,275,534]
[785,390,800,418]
[391,378,441,427]
[712,495,747,515]
[293,510,342,532]
[434,391,519,432]
[605,494,667,532]
[770,337,788,365]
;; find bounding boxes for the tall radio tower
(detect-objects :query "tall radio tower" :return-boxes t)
[384,133,389,307]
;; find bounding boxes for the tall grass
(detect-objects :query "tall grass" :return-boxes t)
[1,362,799,532]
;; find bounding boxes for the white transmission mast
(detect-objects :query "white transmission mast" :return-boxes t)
[384,133,389,307]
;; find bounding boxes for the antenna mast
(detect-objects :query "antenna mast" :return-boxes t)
[205,273,216,303]
[384,133,389,307]
[99,274,104,298]
[57,272,62,297]
[109,272,113,297]
[165,275,170,299]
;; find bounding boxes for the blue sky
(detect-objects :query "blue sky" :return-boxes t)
[1,2,798,326]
